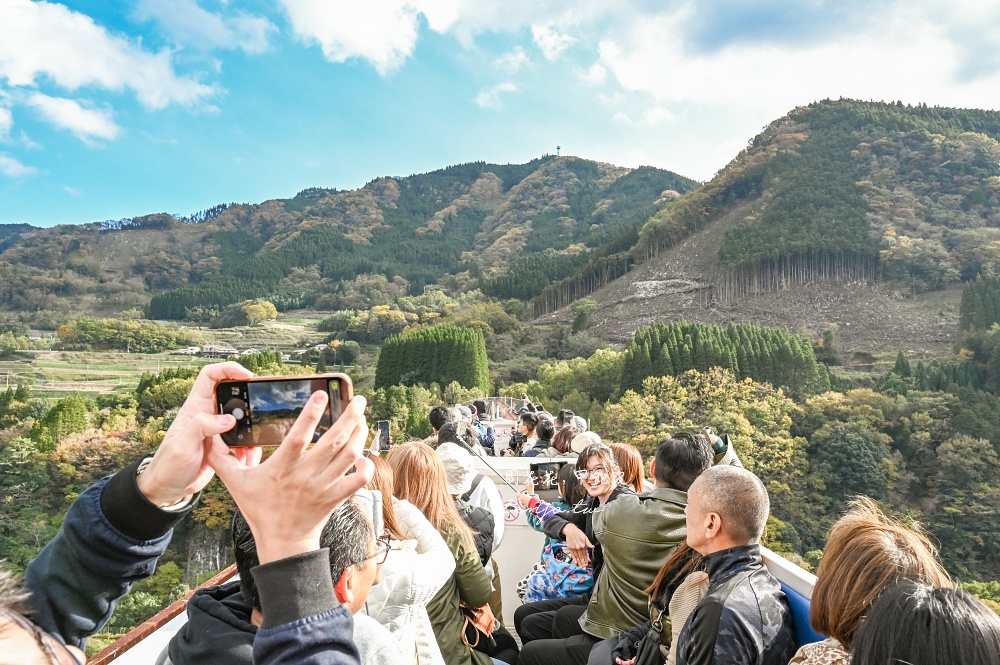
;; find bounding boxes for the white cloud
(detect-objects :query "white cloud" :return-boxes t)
[532,24,576,61]
[0,154,37,177]
[0,0,215,109]
[598,91,626,105]
[496,47,530,72]
[27,94,120,144]
[610,105,674,127]
[18,131,41,150]
[279,0,461,75]
[643,106,676,125]
[580,62,606,85]
[596,7,1000,115]
[63,185,82,196]
[133,0,276,55]
[475,82,518,109]
[0,107,12,139]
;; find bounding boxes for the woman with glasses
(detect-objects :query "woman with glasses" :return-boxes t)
[388,442,505,665]
[362,454,456,665]
[513,443,635,647]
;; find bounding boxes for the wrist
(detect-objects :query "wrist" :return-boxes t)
[256,536,322,565]
[136,459,192,508]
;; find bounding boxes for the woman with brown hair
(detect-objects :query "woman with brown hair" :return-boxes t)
[789,496,951,665]
[387,442,498,665]
[538,425,580,457]
[362,452,455,665]
[609,443,647,494]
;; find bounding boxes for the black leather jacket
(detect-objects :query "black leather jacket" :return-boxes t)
[675,545,796,665]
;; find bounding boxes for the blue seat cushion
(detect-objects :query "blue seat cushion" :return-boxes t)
[780,581,826,647]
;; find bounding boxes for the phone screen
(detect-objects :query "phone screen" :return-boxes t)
[218,376,345,446]
[377,420,390,450]
[248,378,331,444]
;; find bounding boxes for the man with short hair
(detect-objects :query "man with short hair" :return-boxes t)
[505,412,538,456]
[677,465,796,665]
[517,433,713,665]
[423,406,455,448]
[162,493,398,665]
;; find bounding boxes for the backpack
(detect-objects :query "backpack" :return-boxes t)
[455,497,495,566]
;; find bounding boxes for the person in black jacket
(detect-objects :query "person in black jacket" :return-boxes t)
[1,361,374,665]
[675,465,796,665]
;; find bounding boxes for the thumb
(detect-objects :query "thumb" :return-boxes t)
[206,436,246,486]
[188,412,237,441]
[586,537,595,549]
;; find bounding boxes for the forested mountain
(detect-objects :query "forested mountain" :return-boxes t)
[565,99,1000,355]
[0,157,696,322]
[626,99,1000,300]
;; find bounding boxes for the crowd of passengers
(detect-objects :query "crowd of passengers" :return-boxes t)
[2,362,1000,665]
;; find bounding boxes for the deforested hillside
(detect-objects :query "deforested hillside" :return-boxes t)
[549,99,1000,356]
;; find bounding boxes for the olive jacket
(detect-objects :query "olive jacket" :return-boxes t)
[583,487,689,639]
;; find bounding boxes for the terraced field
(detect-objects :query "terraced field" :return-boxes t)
[0,350,209,397]
[0,315,335,399]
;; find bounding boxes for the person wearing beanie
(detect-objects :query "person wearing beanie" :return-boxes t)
[571,432,602,455]
[435,442,507,620]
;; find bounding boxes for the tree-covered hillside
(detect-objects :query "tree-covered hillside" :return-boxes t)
[628,99,1000,303]
[0,157,695,323]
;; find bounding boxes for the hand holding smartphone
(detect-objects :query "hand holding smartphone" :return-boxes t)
[376,420,390,452]
[215,373,353,446]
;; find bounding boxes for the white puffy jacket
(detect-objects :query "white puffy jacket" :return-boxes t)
[362,500,456,665]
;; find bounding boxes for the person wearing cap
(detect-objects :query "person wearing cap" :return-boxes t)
[570,431,601,455]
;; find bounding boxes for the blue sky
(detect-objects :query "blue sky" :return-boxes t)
[2,0,999,227]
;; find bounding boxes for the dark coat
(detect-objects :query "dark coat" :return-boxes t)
[675,545,796,665]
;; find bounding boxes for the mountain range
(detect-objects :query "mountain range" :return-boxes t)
[2,98,1000,359]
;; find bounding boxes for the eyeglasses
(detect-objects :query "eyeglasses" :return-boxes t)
[0,608,84,665]
[350,533,391,567]
[574,467,609,482]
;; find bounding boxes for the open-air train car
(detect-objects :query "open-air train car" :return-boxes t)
[96,452,822,664]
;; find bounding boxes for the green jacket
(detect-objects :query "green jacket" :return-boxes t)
[426,523,492,665]
[582,487,688,639]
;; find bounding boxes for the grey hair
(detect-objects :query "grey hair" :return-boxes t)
[232,496,373,611]
[694,465,769,544]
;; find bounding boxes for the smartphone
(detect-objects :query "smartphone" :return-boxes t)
[376,420,390,452]
[215,373,353,446]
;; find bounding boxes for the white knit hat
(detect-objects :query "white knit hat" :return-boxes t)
[436,441,475,495]
[571,431,603,454]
